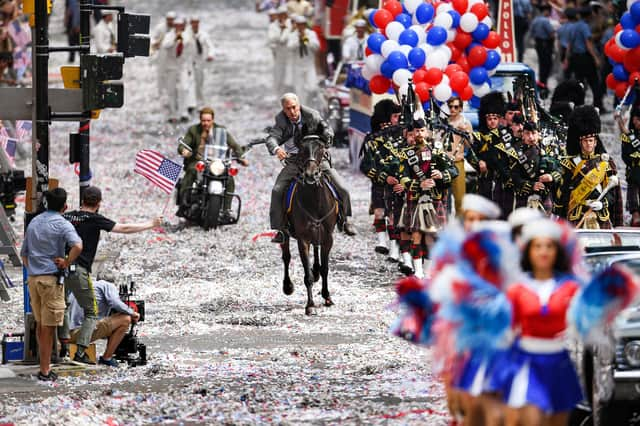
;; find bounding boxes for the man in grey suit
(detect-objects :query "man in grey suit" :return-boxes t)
[266,93,356,243]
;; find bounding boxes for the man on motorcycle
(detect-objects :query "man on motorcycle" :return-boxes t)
[266,92,356,243]
[177,107,249,220]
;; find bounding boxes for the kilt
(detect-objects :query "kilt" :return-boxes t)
[399,196,441,233]
[371,182,386,210]
[386,191,405,228]
[627,182,640,215]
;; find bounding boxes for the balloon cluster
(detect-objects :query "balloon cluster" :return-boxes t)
[362,0,501,108]
[604,1,640,99]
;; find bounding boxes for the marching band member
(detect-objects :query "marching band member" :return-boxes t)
[188,17,214,109]
[151,11,176,99]
[268,5,291,95]
[162,17,195,123]
[553,105,623,228]
[617,105,640,226]
[284,15,319,108]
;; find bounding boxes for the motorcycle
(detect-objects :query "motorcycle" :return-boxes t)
[176,138,260,230]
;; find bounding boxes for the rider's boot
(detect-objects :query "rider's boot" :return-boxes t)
[412,258,424,279]
[388,239,400,262]
[342,218,357,236]
[271,230,287,244]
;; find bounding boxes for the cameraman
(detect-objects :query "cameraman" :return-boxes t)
[59,186,161,364]
[21,188,83,381]
[67,279,140,367]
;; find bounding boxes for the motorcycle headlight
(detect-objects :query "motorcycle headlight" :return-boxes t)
[209,159,225,176]
[624,340,640,367]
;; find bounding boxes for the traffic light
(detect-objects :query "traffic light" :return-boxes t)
[81,54,124,110]
[117,13,151,57]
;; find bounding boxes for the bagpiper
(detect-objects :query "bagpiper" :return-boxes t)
[469,92,509,200]
[360,99,402,257]
[399,118,457,278]
[554,105,623,228]
[618,105,640,226]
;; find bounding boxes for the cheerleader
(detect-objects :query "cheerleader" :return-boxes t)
[493,218,583,426]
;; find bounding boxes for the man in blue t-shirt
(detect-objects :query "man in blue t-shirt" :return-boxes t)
[565,7,605,111]
[530,4,555,89]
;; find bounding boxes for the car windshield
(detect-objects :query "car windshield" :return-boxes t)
[576,230,640,250]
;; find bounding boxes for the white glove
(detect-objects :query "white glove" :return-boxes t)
[586,200,603,211]
[609,175,619,188]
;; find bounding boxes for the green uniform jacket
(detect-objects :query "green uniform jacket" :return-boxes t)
[179,123,244,169]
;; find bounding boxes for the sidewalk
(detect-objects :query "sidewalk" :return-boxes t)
[0,362,101,395]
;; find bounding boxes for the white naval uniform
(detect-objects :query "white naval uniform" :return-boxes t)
[341,34,367,63]
[267,20,291,95]
[162,30,195,120]
[284,28,319,107]
[151,21,172,97]
[92,19,115,53]
[188,29,214,109]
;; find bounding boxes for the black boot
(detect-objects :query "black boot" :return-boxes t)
[271,230,287,244]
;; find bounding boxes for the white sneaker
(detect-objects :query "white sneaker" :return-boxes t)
[413,258,424,279]
[388,240,400,262]
[374,231,389,254]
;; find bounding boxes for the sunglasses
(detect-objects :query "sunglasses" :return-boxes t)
[448,104,462,110]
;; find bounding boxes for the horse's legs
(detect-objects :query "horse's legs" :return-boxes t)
[297,239,315,315]
[321,238,333,307]
[281,238,294,296]
[312,245,321,282]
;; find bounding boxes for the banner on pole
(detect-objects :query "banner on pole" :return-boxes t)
[497,0,517,63]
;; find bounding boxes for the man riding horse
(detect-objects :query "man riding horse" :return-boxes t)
[265,93,356,243]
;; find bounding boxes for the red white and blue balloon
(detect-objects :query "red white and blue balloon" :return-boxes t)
[362,0,501,107]
[604,1,640,100]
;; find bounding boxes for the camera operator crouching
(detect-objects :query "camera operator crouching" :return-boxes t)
[58,186,161,364]
[67,279,140,367]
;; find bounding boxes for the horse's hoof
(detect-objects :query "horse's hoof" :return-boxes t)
[305,306,317,316]
[324,298,334,307]
[283,279,294,296]
[313,273,320,282]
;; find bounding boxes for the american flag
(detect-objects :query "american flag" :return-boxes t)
[15,120,31,141]
[134,149,182,194]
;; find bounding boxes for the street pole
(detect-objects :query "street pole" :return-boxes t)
[79,0,92,204]
[24,0,51,362]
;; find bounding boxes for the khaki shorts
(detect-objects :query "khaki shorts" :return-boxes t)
[28,275,65,327]
[70,316,114,343]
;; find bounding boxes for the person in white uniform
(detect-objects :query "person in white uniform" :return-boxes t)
[341,19,369,63]
[187,17,214,110]
[92,13,116,54]
[284,15,319,108]
[162,17,195,123]
[268,5,291,95]
[151,11,176,99]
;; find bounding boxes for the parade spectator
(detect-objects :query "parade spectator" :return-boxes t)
[58,186,161,364]
[188,17,214,110]
[513,0,533,62]
[256,0,287,13]
[284,16,320,108]
[564,6,605,112]
[151,11,176,99]
[0,0,18,25]
[91,12,115,54]
[341,19,368,63]
[530,4,555,92]
[67,280,140,367]
[21,188,83,382]
[65,0,80,62]
[162,17,195,123]
[445,96,472,217]
[0,27,15,86]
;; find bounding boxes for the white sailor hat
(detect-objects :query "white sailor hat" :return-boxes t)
[293,15,308,24]
[508,207,544,229]
[461,194,501,219]
[190,16,200,21]
[174,17,186,25]
[276,5,288,14]
[267,8,278,15]
[354,19,367,27]
[166,11,177,19]
[520,218,563,245]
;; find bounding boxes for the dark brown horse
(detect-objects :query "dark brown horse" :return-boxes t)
[281,136,338,315]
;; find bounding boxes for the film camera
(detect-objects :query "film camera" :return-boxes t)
[0,170,26,218]
[114,280,147,366]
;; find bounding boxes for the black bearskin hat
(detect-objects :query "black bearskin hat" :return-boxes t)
[566,105,604,156]
[549,101,574,122]
[551,79,585,108]
[370,99,401,132]
[479,92,505,130]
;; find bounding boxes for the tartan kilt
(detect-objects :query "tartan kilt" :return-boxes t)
[385,191,405,227]
[399,196,441,233]
[371,182,386,210]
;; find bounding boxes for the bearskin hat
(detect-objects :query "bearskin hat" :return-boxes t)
[551,79,585,108]
[549,101,574,122]
[479,92,505,130]
[370,99,401,132]
[566,105,605,156]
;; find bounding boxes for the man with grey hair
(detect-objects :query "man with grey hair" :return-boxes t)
[266,93,356,243]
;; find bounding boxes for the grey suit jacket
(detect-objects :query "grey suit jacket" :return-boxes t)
[265,106,334,155]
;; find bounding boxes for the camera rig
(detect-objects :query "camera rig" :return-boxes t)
[114,279,147,366]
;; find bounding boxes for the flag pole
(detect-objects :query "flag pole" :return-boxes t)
[161,191,174,216]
